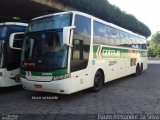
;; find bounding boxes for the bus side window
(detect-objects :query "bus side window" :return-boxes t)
[108,27,116,46]
[93,21,109,45]
[71,40,84,72]
[70,15,91,72]
[128,34,133,48]
[142,42,147,49]
[114,29,121,46]
[72,40,82,60]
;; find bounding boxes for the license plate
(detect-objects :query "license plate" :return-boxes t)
[34,84,42,88]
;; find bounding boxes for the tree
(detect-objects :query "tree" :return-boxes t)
[56,0,151,37]
[151,32,160,44]
[148,32,160,57]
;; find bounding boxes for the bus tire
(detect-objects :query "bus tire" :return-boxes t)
[135,64,140,76]
[139,63,143,75]
[92,71,103,92]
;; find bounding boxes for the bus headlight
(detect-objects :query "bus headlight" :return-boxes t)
[20,74,26,79]
[20,70,26,78]
[52,74,70,81]
[20,72,26,78]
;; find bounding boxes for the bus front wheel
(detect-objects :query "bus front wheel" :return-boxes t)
[92,71,103,92]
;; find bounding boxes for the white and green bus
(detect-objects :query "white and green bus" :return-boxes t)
[20,11,147,94]
[0,22,28,87]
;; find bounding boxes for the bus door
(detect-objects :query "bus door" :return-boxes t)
[70,14,91,91]
[70,39,91,91]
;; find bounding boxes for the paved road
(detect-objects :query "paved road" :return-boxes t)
[0,60,160,119]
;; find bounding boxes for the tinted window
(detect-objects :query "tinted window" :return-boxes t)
[131,37,139,49]
[141,42,147,49]
[9,25,26,34]
[74,15,91,35]
[108,27,116,46]
[71,15,91,72]
[21,30,67,71]
[28,14,72,32]
[127,34,133,47]
[93,21,109,44]
[139,39,147,50]
[119,31,129,47]
[114,29,121,46]
[0,26,8,40]
[72,40,81,60]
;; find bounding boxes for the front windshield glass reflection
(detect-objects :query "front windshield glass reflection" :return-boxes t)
[27,13,72,32]
[22,29,67,71]
[0,26,7,40]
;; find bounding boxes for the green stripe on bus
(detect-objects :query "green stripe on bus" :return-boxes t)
[20,69,67,76]
[93,45,147,59]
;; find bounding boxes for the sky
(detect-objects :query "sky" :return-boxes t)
[107,0,160,37]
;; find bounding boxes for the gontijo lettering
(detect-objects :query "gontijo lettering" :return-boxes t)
[102,49,121,57]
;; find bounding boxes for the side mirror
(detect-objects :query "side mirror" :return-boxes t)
[9,32,25,50]
[63,26,76,47]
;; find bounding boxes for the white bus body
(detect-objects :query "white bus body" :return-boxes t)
[20,11,147,94]
[0,22,28,87]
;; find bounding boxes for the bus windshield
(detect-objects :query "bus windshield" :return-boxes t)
[21,13,72,71]
[0,26,7,68]
[0,41,4,68]
[0,26,7,40]
[21,29,68,71]
[27,13,72,32]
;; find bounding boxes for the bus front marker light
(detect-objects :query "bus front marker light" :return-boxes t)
[52,74,70,81]
[20,71,26,78]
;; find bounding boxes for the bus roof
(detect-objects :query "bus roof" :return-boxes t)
[32,11,73,20]
[0,22,28,26]
[31,11,146,40]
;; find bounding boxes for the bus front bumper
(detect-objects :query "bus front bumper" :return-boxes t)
[21,78,71,94]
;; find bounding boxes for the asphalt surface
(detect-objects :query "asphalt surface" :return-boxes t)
[0,60,160,120]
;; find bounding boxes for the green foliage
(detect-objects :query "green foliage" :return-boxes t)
[57,0,151,37]
[148,32,160,57]
[151,32,160,44]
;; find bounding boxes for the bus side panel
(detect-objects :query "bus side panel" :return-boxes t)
[70,60,94,93]
[0,68,21,87]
